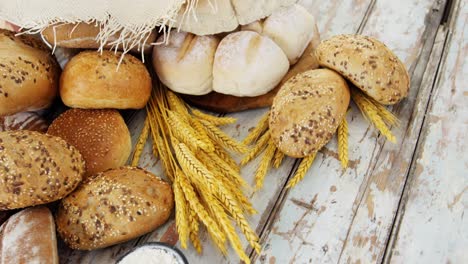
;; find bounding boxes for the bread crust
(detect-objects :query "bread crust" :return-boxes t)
[270,69,350,158]
[315,34,409,105]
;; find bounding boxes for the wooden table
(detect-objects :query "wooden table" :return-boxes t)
[58,0,467,263]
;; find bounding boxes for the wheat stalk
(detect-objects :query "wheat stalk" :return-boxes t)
[287,153,317,188]
[241,131,271,166]
[351,89,397,143]
[200,119,248,153]
[338,117,349,168]
[273,149,285,169]
[243,112,270,145]
[173,172,189,249]
[131,116,150,166]
[192,109,237,126]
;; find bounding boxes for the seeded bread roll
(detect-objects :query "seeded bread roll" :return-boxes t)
[269,69,350,158]
[60,50,151,109]
[0,206,58,264]
[47,109,131,179]
[153,32,219,95]
[0,130,85,210]
[315,34,410,105]
[0,111,48,133]
[56,167,174,250]
[41,22,156,53]
[213,31,289,97]
[0,29,60,116]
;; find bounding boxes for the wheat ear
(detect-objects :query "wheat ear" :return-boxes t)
[131,116,150,166]
[174,172,189,249]
[254,140,277,190]
[188,208,202,253]
[167,110,214,152]
[365,93,400,126]
[213,142,240,172]
[287,153,317,188]
[243,112,270,145]
[351,89,397,143]
[192,109,237,126]
[200,119,248,153]
[338,117,349,168]
[273,149,285,169]
[241,131,271,166]
[202,150,247,187]
[167,90,190,120]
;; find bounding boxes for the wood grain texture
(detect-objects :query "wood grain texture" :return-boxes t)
[387,1,467,262]
[256,0,449,263]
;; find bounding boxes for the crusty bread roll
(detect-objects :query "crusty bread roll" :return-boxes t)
[262,4,319,64]
[213,31,289,97]
[270,69,350,158]
[0,206,58,264]
[60,50,152,109]
[153,32,219,95]
[0,29,60,116]
[315,35,410,105]
[231,0,296,25]
[0,111,48,133]
[174,0,238,36]
[56,167,174,250]
[41,22,156,53]
[47,109,131,179]
[0,130,85,210]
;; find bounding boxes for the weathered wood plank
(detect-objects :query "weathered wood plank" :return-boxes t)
[387,1,468,263]
[256,0,447,263]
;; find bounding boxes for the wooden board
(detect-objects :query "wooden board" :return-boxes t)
[386,0,467,262]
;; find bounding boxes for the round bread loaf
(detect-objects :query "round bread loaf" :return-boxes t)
[261,4,318,64]
[213,31,289,97]
[60,50,151,109]
[56,167,174,250]
[47,109,131,179]
[41,22,156,53]
[0,206,58,264]
[270,69,350,158]
[315,34,410,105]
[0,130,85,210]
[0,111,48,133]
[0,29,60,116]
[153,32,219,95]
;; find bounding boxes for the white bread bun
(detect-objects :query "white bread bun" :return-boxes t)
[0,29,60,116]
[60,50,151,109]
[0,207,58,264]
[47,109,131,179]
[153,32,219,95]
[213,31,289,97]
[56,167,174,250]
[242,4,319,65]
[231,0,296,25]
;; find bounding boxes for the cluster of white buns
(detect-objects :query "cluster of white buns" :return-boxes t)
[153,4,320,97]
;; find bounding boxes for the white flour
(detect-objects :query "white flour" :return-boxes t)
[119,246,183,264]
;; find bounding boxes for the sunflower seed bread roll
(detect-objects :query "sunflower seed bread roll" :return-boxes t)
[0,130,85,210]
[0,207,58,264]
[0,29,60,116]
[315,34,410,105]
[56,167,174,250]
[269,69,350,158]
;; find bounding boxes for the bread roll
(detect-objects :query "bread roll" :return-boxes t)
[0,29,60,116]
[0,111,48,133]
[153,32,218,95]
[231,0,296,25]
[213,31,289,97]
[174,0,238,35]
[315,35,410,105]
[0,130,85,210]
[0,206,58,264]
[262,4,319,64]
[41,22,156,53]
[47,109,131,179]
[270,69,350,158]
[60,50,151,109]
[56,167,174,250]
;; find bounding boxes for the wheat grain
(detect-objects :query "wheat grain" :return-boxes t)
[338,117,349,168]
[287,153,317,188]
[254,140,277,190]
[131,116,150,166]
[243,112,270,145]
[272,149,285,169]
[241,131,271,166]
[192,109,237,126]
[200,119,248,153]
